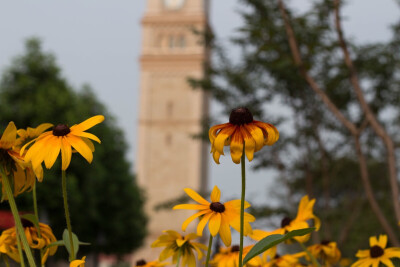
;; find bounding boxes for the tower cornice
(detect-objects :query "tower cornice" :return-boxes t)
[141,14,206,25]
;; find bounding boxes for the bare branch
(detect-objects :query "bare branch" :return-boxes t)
[334,0,400,222]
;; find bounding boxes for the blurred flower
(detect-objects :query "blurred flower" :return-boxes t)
[70,256,86,267]
[0,221,58,264]
[262,253,306,267]
[245,246,277,267]
[209,107,279,164]
[23,115,104,171]
[151,230,207,267]
[173,186,255,246]
[15,123,53,148]
[135,259,168,267]
[0,122,39,198]
[250,195,320,243]
[210,245,254,267]
[307,240,341,265]
[351,235,400,267]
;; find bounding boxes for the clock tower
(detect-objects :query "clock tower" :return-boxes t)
[134,0,210,263]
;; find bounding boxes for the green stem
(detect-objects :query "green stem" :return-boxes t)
[205,234,213,267]
[299,241,321,267]
[32,181,44,266]
[15,228,26,267]
[62,170,75,261]
[0,168,36,267]
[2,254,10,267]
[176,249,181,267]
[238,151,246,267]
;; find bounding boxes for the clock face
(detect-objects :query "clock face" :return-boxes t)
[163,0,185,10]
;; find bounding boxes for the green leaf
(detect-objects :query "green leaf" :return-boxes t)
[47,240,65,248]
[20,214,40,233]
[62,229,80,261]
[243,227,316,265]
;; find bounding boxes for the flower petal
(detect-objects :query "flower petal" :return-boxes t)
[70,115,104,132]
[197,212,213,236]
[0,122,17,149]
[219,214,232,246]
[240,125,256,161]
[67,135,93,163]
[210,186,221,202]
[44,137,61,169]
[61,137,72,170]
[181,210,210,231]
[213,125,236,155]
[230,128,244,164]
[208,213,221,236]
[184,188,210,205]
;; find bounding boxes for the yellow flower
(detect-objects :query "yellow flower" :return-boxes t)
[209,107,279,164]
[15,123,53,148]
[250,195,320,243]
[151,230,207,267]
[173,185,255,246]
[307,240,341,265]
[245,246,277,267]
[135,259,168,267]
[23,115,104,171]
[210,245,254,267]
[262,253,306,267]
[0,221,58,264]
[0,122,39,198]
[351,235,400,267]
[70,256,86,267]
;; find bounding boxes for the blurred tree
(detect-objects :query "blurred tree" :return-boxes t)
[190,0,400,256]
[0,38,147,260]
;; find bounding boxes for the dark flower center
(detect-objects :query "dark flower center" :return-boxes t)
[274,253,281,259]
[229,107,253,125]
[281,217,292,227]
[53,124,70,136]
[136,259,147,266]
[370,245,384,258]
[321,240,330,245]
[21,219,34,228]
[231,245,240,252]
[210,202,225,213]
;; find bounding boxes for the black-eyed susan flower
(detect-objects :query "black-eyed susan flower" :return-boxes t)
[151,230,207,267]
[210,245,254,267]
[70,256,86,267]
[209,107,279,164]
[173,186,255,246]
[135,259,168,267]
[23,115,104,171]
[250,195,320,243]
[351,235,400,267]
[0,221,58,264]
[262,253,306,267]
[0,122,40,198]
[307,240,341,265]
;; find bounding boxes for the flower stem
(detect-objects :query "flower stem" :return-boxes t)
[62,170,75,261]
[176,249,181,267]
[32,181,44,266]
[238,151,246,267]
[299,241,321,267]
[15,228,26,267]
[205,234,213,267]
[0,167,36,267]
[2,254,10,267]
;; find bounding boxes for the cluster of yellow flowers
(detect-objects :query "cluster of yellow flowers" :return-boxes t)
[0,115,104,267]
[136,108,400,267]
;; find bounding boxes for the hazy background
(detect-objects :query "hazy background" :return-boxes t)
[0,0,398,205]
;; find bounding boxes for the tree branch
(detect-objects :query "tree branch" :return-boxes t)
[334,0,400,223]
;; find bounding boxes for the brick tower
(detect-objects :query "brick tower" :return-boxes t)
[134,0,209,264]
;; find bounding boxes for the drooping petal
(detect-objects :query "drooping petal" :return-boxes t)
[197,212,213,236]
[230,128,244,164]
[210,186,221,202]
[209,123,229,145]
[219,215,232,246]
[181,210,210,231]
[253,121,280,145]
[60,137,72,170]
[240,125,256,161]
[213,125,236,155]
[44,137,61,169]
[245,123,265,152]
[67,135,93,163]
[208,213,221,236]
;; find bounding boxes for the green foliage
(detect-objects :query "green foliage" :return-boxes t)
[243,228,315,264]
[0,38,147,257]
[191,0,400,257]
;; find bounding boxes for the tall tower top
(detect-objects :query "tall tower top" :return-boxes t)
[144,0,209,14]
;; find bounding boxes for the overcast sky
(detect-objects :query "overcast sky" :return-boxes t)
[0,0,399,206]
